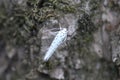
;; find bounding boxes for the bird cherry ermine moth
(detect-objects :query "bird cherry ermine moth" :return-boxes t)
[43,28,68,61]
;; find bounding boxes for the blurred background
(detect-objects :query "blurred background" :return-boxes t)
[0,0,120,80]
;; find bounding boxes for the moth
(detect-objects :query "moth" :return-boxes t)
[43,28,68,61]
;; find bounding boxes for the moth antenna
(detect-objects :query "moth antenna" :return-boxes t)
[58,23,62,30]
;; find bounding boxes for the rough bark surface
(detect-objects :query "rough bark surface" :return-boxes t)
[0,0,120,80]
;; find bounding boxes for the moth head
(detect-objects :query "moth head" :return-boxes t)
[62,28,67,33]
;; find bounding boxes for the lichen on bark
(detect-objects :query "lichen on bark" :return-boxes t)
[0,0,120,80]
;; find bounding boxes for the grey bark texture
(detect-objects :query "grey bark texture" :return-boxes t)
[0,0,120,80]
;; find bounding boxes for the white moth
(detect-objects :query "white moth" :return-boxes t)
[43,28,68,61]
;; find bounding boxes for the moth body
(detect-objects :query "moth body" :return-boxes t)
[44,28,67,61]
